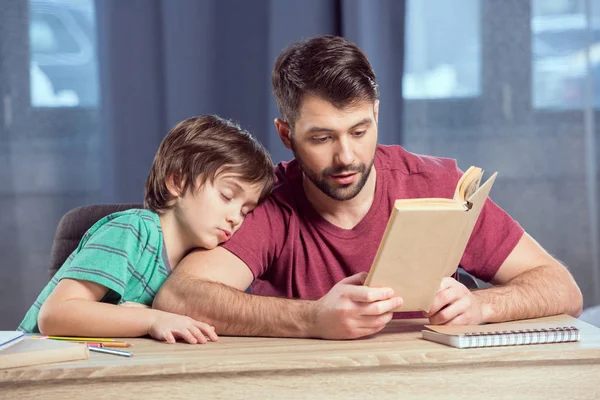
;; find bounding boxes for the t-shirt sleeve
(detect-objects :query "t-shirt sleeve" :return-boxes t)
[458,170,525,282]
[221,197,288,279]
[59,215,149,299]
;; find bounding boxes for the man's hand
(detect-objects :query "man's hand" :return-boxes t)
[426,277,484,325]
[311,272,403,339]
[120,302,150,309]
[147,310,219,344]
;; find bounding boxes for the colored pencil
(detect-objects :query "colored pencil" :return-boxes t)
[65,341,132,348]
[32,335,117,342]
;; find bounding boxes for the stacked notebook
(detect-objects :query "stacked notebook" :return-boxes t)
[0,333,89,369]
[0,331,25,351]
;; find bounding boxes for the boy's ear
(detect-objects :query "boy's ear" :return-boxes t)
[165,174,183,198]
[274,118,293,150]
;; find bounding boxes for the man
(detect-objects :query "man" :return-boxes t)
[153,35,582,340]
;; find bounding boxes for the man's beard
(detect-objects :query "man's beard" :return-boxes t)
[291,140,375,201]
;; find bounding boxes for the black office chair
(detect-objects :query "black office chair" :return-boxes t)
[456,268,481,289]
[48,203,142,279]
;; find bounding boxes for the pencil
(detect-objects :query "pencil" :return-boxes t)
[99,342,132,348]
[66,341,132,348]
[89,346,132,357]
[32,336,117,342]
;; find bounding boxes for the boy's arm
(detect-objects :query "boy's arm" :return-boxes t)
[153,247,403,340]
[38,278,218,343]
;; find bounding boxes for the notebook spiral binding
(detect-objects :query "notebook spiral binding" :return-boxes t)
[463,326,580,348]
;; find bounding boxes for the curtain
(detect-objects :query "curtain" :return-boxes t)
[95,0,406,202]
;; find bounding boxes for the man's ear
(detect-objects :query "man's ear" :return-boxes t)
[373,99,380,125]
[274,118,293,149]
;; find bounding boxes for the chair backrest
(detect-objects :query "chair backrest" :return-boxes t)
[48,203,143,279]
[457,268,482,290]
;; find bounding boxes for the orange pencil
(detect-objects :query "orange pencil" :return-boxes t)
[101,342,132,348]
[61,341,132,348]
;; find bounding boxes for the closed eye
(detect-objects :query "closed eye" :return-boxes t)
[220,193,232,202]
[352,130,366,137]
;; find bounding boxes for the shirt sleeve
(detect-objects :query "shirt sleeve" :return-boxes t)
[59,214,150,299]
[221,197,289,279]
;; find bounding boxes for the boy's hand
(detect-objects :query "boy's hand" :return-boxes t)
[148,311,219,344]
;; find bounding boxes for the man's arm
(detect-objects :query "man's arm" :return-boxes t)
[153,247,403,339]
[427,232,583,325]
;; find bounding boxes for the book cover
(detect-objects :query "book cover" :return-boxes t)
[364,166,496,312]
[0,331,25,351]
[0,337,89,369]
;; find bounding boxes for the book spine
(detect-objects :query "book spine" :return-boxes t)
[464,326,580,348]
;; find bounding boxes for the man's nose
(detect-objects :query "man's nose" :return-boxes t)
[334,137,354,166]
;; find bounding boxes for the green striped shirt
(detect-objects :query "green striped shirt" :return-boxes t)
[18,209,171,333]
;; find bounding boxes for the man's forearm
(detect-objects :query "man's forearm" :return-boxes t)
[474,264,583,323]
[153,276,317,337]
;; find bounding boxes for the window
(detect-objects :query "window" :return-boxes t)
[29,0,98,107]
[532,0,600,109]
[403,0,481,99]
[0,0,101,329]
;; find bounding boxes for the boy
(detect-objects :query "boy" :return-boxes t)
[18,115,274,344]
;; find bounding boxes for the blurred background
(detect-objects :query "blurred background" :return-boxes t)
[1,0,599,329]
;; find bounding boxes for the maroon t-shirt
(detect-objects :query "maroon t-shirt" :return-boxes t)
[223,145,523,303]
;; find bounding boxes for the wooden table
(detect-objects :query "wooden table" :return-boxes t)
[2,319,600,400]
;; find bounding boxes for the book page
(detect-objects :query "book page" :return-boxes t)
[394,198,465,211]
[454,166,483,203]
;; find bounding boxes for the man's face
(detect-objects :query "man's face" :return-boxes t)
[290,95,378,201]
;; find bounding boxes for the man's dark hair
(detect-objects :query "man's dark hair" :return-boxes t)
[272,35,379,128]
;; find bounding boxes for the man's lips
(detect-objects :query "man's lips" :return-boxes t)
[329,172,357,184]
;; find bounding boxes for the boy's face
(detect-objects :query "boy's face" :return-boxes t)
[279,95,379,201]
[172,173,264,249]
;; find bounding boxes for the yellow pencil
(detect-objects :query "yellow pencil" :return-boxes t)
[32,335,117,342]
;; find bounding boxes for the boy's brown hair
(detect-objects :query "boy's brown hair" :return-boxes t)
[144,115,274,213]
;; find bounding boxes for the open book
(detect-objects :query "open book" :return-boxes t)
[364,166,496,312]
[422,314,583,349]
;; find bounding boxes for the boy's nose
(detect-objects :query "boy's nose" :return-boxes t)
[226,212,242,227]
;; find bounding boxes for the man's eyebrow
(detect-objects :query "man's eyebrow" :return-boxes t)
[305,126,335,135]
[305,118,372,135]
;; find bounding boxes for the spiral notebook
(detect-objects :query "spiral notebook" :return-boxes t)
[422,314,582,349]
